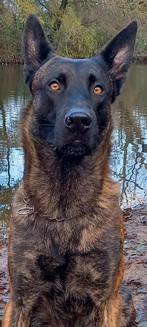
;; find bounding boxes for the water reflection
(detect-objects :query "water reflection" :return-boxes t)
[112,65,147,206]
[0,64,147,225]
[0,66,28,225]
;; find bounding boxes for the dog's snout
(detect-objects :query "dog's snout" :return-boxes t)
[64,109,92,130]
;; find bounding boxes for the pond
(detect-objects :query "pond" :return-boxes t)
[0,65,147,324]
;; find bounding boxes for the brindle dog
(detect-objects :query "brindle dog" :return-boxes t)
[2,15,137,327]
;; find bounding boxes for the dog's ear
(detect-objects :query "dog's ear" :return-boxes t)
[22,15,54,85]
[100,21,137,102]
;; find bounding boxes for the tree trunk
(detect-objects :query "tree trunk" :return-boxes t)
[59,0,69,11]
[55,0,69,31]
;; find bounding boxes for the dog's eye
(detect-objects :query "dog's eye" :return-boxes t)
[94,85,103,95]
[49,81,61,92]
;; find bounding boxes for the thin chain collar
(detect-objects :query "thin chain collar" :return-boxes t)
[17,197,78,222]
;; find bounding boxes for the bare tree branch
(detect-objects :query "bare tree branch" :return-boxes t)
[37,0,50,13]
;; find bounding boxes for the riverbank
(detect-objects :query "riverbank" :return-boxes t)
[0,205,146,325]
[0,56,22,65]
[0,55,147,65]
[136,55,147,65]
[123,205,147,326]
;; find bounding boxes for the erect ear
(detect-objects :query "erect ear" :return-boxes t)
[22,15,54,85]
[100,21,137,102]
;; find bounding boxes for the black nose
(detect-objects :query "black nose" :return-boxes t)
[64,109,92,130]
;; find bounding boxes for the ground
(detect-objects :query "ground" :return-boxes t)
[123,205,147,326]
[0,205,146,326]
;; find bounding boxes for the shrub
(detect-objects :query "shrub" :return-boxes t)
[54,7,108,58]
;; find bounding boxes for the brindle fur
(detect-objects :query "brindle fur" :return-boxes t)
[3,15,137,327]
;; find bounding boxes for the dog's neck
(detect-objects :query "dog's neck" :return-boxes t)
[22,108,114,218]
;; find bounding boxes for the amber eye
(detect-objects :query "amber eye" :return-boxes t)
[94,85,103,95]
[49,81,60,92]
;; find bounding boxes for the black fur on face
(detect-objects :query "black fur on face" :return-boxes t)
[23,15,137,158]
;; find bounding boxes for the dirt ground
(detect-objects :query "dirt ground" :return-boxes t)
[123,205,147,326]
[0,205,146,326]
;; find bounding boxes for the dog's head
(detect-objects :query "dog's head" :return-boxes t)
[23,15,137,158]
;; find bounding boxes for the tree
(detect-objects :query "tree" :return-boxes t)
[16,0,38,22]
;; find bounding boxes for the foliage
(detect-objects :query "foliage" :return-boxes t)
[74,0,147,56]
[55,7,107,57]
[0,3,21,63]
[16,0,38,22]
[0,0,147,63]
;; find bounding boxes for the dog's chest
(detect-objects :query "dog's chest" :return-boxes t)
[13,212,120,314]
[35,226,117,308]
[36,247,111,312]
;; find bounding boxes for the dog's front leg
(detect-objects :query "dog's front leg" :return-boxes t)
[2,301,27,327]
[102,288,136,327]
[2,301,13,327]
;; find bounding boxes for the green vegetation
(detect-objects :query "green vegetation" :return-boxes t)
[0,0,147,63]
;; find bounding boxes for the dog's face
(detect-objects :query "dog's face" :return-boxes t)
[23,15,137,158]
[30,56,111,157]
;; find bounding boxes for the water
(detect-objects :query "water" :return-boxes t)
[0,66,27,225]
[0,65,147,324]
[112,64,147,206]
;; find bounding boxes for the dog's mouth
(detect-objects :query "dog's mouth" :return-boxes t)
[56,140,92,158]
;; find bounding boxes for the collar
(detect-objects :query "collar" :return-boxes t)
[17,197,77,222]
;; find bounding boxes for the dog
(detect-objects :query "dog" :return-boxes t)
[2,15,137,327]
